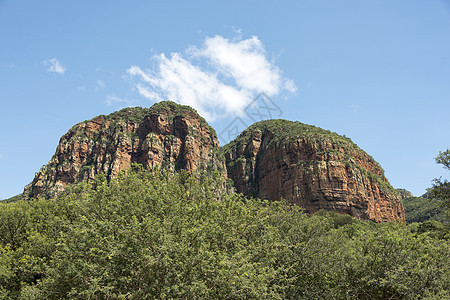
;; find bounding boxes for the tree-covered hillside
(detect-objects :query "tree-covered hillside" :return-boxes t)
[402,195,447,224]
[0,166,448,299]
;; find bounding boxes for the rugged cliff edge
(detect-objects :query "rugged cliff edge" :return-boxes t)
[222,119,405,222]
[24,101,225,199]
[24,103,404,222]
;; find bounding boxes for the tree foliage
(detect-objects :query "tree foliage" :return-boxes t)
[430,149,450,218]
[403,196,447,224]
[0,166,448,299]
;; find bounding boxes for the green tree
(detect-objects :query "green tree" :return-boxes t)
[402,196,447,224]
[430,149,450,218]
[0,198,61,298]
[0,166,449,298]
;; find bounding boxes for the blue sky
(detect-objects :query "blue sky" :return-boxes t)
[1,0,449,199]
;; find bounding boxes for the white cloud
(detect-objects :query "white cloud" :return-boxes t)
[348,104,360,112]
[192,35,281,95]
[128,35,295,121]
[97,80,106,89]
[95,80,106,92]
[284,79,297,93]
[105,94,134,107]
[0,153,3,159]
[44,58,66,75]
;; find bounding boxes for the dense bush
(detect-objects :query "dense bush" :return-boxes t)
[0,166,448,299]
[403,196,447,224]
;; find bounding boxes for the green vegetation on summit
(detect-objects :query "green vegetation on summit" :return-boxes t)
[223,119,360,149]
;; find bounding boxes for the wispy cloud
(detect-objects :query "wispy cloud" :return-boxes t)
[97,80,106,88]
[128,35,296,121]
[44,58,66,75]
[5,63,17,69]
[105,94,134,107]
[348,104,360,113]
[0,153,3,159]
[95,80,106,92]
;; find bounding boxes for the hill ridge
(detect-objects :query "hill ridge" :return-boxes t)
[23,102,404,222]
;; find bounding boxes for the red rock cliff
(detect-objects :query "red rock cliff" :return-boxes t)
[24,101,225,199]
[222,120,405,223]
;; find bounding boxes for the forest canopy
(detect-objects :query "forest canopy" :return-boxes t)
[0,166,448,299]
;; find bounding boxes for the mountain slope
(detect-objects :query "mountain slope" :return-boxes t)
[23,103,405,222]
[222,119,405,222]
[24,101,225,199]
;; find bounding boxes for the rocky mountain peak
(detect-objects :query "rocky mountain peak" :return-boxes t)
[222,119,405,222]
[24,101,224,199]
[23,103,405,222]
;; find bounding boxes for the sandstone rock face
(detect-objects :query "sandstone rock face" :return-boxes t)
[24,101,225,199]
[222,120,405,223]
[24,103,404,223]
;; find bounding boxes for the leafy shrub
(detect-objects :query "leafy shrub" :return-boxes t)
[0,166,448,299]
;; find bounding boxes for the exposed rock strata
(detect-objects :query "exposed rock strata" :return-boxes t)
[24,101,225,199]
[24,103,405,223]
[222,120,405,223]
